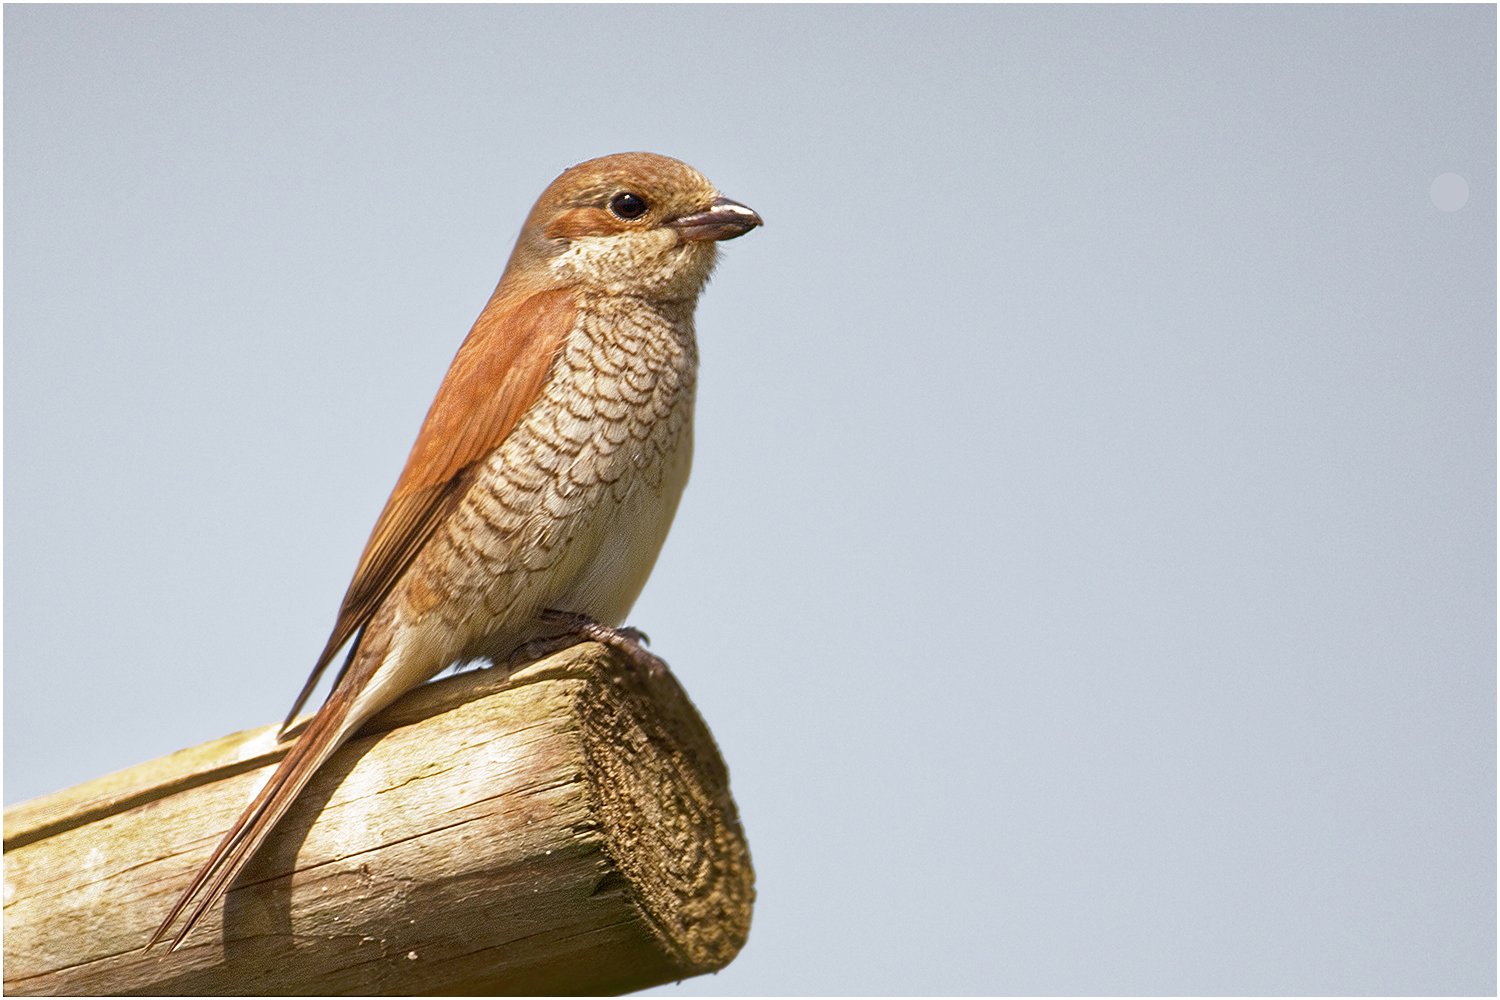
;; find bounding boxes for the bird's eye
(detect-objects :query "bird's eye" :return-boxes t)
[608,192,649,220]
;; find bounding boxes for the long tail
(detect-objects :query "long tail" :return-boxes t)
[145,669,369,952]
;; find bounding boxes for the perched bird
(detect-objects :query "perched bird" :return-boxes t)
[148,152,761,950]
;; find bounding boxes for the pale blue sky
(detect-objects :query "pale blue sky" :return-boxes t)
[6,6,1494,994]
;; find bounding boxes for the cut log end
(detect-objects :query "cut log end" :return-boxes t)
[3,644,754,996]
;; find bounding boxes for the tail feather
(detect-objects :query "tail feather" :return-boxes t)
[146,679,364,951]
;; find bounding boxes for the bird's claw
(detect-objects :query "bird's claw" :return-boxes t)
[615,625,651,647]
[524,610,667,676]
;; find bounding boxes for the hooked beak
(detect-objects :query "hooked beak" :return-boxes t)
[668,197,763,243]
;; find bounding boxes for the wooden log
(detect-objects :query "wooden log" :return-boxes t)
[3,644,754,996]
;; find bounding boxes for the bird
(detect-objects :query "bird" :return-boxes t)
[147,152,761,951]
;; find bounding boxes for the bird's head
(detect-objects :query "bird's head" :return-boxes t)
[497,152,762,301]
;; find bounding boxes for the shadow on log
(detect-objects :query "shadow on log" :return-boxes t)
[3,644,754,995]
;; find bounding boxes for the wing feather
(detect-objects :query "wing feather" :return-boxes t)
[281,285,578,729]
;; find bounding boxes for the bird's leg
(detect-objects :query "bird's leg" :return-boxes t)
[508,609,669,676]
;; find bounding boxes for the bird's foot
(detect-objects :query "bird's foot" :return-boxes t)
[509,609,669,676]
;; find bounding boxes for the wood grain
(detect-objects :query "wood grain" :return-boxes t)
[3,644,754,996]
